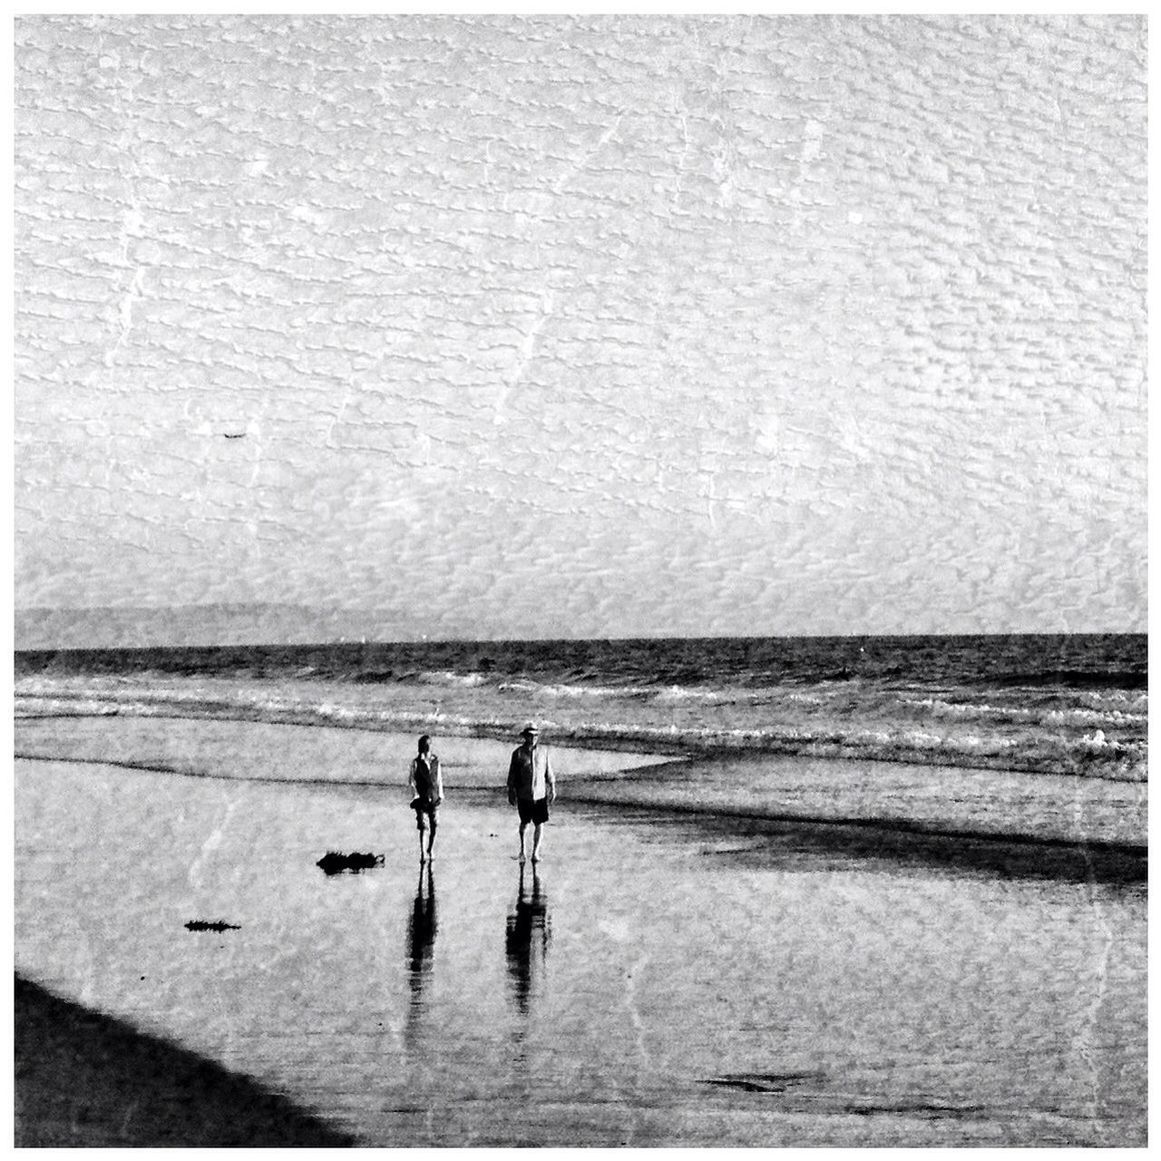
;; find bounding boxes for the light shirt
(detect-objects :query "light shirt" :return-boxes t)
[507,743,554,802]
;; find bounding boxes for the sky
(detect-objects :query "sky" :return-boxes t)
[13,13,1147,639]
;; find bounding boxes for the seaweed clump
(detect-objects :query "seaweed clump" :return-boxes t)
[316,851,384,875]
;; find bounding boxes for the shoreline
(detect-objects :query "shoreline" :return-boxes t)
[13,752,1149,885]
[14,707,1148,870]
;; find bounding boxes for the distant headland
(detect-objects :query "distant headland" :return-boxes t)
[13,604,419,651]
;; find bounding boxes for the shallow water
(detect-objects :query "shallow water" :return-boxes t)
[15,713,1146,850]
[14,721,1146,1146]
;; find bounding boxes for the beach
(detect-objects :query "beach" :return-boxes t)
[14,715,1147,1147]
[14,7,1148,1146]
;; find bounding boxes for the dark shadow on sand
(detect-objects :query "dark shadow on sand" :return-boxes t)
[14,974,355,1147]
[566,799,1147,885]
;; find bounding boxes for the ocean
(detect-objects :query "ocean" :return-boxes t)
[15,633,1148,782]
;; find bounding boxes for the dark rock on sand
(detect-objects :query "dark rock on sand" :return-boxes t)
[184,920,240,932]
[317,850,384,875]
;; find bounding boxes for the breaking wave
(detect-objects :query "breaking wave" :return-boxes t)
[14,670,1146,782]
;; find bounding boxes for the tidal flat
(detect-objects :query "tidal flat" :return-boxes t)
[14,718,1147,1146]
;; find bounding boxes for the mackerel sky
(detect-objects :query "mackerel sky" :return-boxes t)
[14,14,1147,638]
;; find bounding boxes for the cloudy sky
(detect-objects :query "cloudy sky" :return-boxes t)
[14,14,1146,638]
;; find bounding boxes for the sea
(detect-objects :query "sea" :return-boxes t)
[14,633,1148,782]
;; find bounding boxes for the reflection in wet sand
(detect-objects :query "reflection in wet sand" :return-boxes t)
[15,754,1145,1147]
[505,866,550,1019]
[404,865,437,1048]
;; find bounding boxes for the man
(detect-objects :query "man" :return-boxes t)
[506,723,556,864]
[408,734,443,862]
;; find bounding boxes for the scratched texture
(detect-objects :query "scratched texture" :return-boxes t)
[14,15,1147,638]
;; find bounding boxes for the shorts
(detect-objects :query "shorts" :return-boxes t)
[412,801,439,830]
[516,797,550,825]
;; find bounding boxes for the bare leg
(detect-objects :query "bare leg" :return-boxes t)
[427,815,437,859]
[417,823,426,862]
[530,822,544,862]
[518,820,528,863]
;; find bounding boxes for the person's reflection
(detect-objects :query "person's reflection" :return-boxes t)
[505,865,550,1018]
[404,864,437,1049]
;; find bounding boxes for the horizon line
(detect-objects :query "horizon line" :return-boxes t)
[14,630,1147,650]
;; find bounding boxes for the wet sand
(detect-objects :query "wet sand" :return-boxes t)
[13,719,1148,1147]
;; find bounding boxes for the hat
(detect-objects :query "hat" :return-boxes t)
[520,722,539,736]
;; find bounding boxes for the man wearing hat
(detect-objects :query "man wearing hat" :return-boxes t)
[506,723,556,863]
